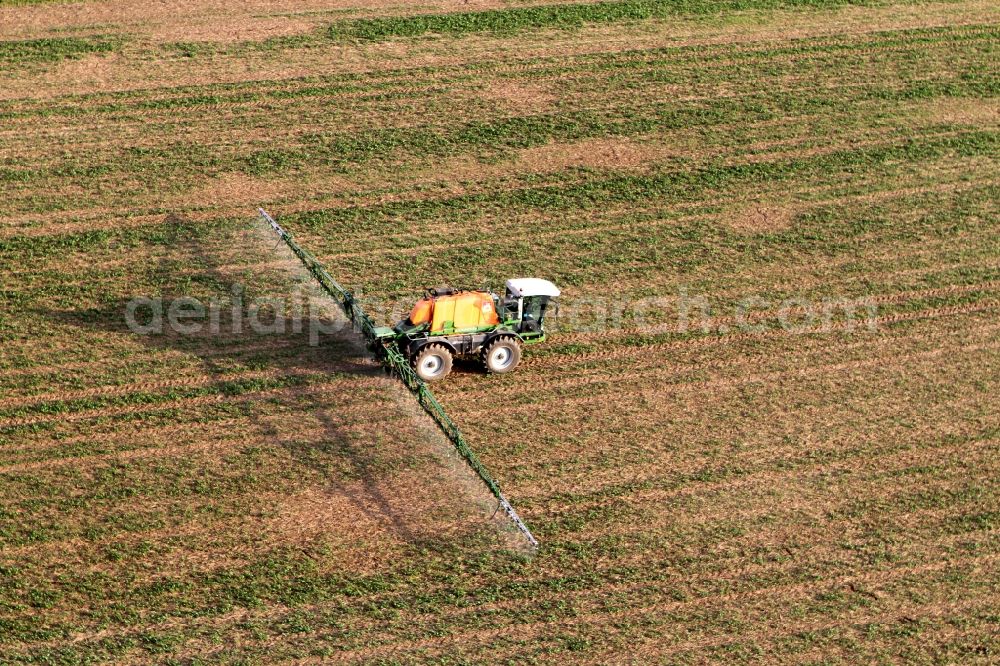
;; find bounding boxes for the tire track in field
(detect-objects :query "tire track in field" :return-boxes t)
[0,339,355,395]
[446,308,1000,413]
[0,375,375,430]
[307,176,996,262]
[555,437,999,539]
[0,487,307,559]
[211,246,1000,308]
[508,389,996,493]
[0,407,416,474]
[546,279,1000,358]
[415,173,997,281]
[1,394,407,464]
[578,598,995,665]
[500,384,995,503]
[3,377,435,475]
[0,337,316,382]
[28,70,990,173]
[0,367,293,411]
[275,156,997,270]
[526,432,1000,526]
[22,523,996,661]
[508,333,1000,416]
[549,298,1000,365]
[14,30,988,133]
[452,334,1000,477]
[583,470,998,549]
[0,338,368,409]
[300,176,982,271]
[527,598,991,665]
[618,254,1000,322]
[2,47,976,155]
[0,439,254,478]
[1,416,248,460]
[277,553,998,665]
[449,303,1000,413]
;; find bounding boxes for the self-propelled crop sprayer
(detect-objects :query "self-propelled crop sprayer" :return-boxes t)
[375,277,560,382]
[258,208,559,548]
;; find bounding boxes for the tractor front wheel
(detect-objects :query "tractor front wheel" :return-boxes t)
[413,344,453,382]
[483,338,522,374]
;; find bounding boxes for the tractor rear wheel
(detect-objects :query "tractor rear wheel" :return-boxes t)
[413,344,453,382]
[483,338,521,374]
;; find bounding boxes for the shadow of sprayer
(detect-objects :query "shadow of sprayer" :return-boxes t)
[43,213,530,565]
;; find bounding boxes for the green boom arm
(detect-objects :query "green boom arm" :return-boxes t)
[258,208,539,549]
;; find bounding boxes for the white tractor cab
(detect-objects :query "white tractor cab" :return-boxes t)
[500,278,561,338]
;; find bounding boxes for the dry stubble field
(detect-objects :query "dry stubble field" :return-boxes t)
[1,0,999,663]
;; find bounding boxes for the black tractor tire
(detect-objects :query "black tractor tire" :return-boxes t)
[413,343,453,382]
[482,337,522,374]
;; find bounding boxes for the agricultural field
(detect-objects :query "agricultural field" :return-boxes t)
[1,0,998,662]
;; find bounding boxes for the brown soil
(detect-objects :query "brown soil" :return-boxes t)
[483,80,556,113]
[518,136,679,171]
[919,96,1000,126]
[724,201,797,233]
[171,172,297,209]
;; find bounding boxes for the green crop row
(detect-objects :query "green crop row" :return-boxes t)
[0,0,70,5]
[2,22,991,123]
[0,373,319,426]
[2,60,993,201]
[293,130,998,237]
[0,36,122,63]
[327,0,893,41]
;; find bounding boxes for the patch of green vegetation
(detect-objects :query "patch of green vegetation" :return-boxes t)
[162,41,216,59]
[0,216,213,264]
[328,0,887,41]
[0,0,72,5]
[0,36,122,63]
[0,374,320,422]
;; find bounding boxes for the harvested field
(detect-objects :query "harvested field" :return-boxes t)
[1,0,998,663]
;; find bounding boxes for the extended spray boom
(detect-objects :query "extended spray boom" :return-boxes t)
[257,208,539,549]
